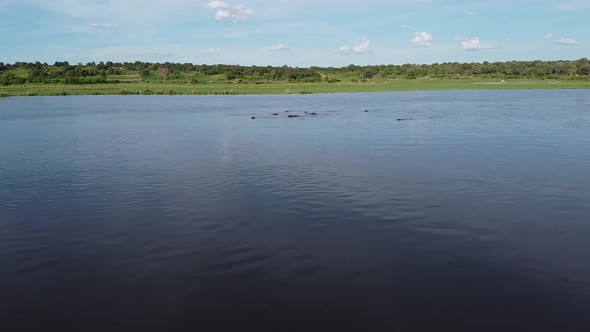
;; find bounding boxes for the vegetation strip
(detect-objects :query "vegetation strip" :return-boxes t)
[1,59,589,96]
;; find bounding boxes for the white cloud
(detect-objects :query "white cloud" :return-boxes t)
[269,43,290,51]
[88,23,115,29]
[400,24,412,29]
[556,37,577,45]
[202,47,221,55]
[458,36,494,51]
[546,33,553,40]
[207,1,254,23]
[207,1,229,8]
[411,32,433,47]
[465,10,476,16]
[504,38,513,42]
[340,40,372,54]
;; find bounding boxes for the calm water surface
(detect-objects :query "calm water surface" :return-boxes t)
[1,90,590,331]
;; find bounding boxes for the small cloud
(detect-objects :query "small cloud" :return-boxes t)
[465,10,476,16]
[504,38,513,42]
[556,37,577,45]
[458,36,494,51]
[411,32,433,47]
[340,40,372,54]
[269,43,290,51]
[546,33,553,40]
[400,24,412,29]
[207,1,254,23]
[88,23,115,29]
[202,48,221,55]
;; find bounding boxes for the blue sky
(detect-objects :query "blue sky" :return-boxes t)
[0,0,588,66]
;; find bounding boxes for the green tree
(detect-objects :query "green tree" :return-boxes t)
[578,65,590,76]
[361,68,376,79]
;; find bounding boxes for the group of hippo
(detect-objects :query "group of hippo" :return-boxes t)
[251,110,318,120]
[251,109,408,121]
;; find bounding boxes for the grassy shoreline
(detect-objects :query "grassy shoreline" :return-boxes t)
[1,78,589,97]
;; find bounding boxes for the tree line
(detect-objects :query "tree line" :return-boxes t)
[1,58,589,85]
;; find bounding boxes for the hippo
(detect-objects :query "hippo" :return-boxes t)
[251,116,256,119]
[288,115,301,118]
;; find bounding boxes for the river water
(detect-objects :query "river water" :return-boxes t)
[1,91,590,331]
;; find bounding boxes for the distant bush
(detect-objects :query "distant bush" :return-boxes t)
[299,90,314,94]
[1,73,26,85]
[142,89,154,95]
[569,76,590,81]
[64,76,107,84]
[327,78,341,83]
[213,90,239,95]
[155,90,176,95]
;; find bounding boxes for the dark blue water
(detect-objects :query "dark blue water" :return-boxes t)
[1,91,590,331]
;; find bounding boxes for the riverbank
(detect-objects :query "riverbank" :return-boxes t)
[1,78,589,96]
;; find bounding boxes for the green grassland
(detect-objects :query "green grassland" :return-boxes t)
[1,62,590,97]
[1,77,589,97]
